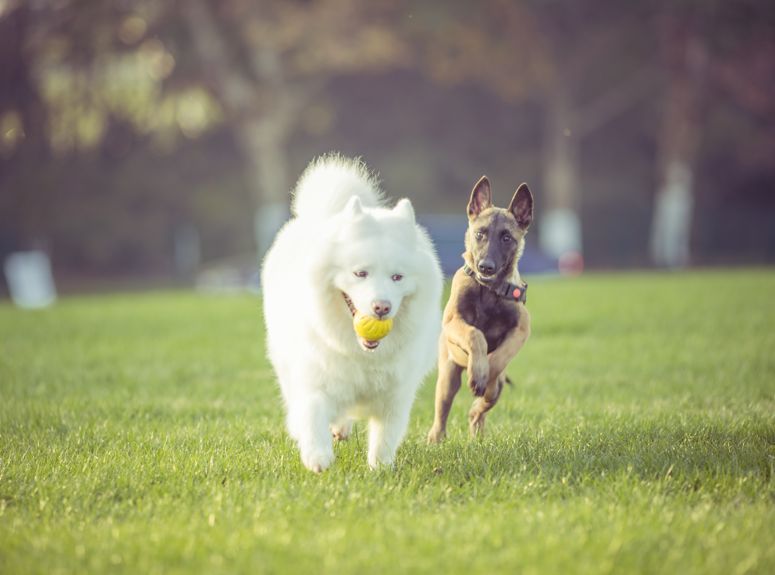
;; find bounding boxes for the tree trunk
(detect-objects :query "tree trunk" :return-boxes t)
[235,116,292,261]
[184,0,301,262]
[650,22,707,268]
[540,81,583,264]
[2,3,51,250]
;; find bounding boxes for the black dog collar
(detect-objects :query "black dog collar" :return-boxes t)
[462,264,528,303]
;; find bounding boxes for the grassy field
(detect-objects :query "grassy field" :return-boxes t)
[1,269,774,574]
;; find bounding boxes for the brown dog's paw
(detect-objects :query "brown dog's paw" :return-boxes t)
[468,358,489,396]
[426,427,446,444]
[469,378,487,397]
[468,410,486,436]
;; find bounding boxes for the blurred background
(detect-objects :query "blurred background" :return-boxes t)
[1,0,774,298]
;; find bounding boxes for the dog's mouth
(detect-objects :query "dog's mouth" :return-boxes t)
[342,292,381,352]
[474,269,498,284]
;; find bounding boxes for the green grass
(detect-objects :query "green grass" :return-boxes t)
[1,269,774,574]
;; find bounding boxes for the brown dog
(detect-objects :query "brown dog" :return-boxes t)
[427,176,533,442]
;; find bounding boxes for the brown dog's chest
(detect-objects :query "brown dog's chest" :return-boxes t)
[459,286,520,353]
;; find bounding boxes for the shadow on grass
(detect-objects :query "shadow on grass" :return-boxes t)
[396,417,775,494]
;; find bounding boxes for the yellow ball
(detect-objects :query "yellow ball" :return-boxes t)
[353,313,393,341]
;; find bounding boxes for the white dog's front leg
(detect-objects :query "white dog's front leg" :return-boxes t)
[290,393,335,473]
[367,399,411,469]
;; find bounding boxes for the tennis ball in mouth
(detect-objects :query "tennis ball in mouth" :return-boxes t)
[353,313,393,341]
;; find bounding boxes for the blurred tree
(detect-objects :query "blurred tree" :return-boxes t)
[650,7,707,268]
[0,0,51,250]
[181,0,411,259]
[2,0,415,269]
[0,0,226,270]
[412,0,659,266]
[528,1,659,268]
[651,0,775,266]
[2,0,773,283]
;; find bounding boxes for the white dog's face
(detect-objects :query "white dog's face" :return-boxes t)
[332,197,419,351]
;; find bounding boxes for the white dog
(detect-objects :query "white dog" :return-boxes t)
[261,154,442,472]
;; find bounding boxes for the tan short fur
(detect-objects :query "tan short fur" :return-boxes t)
[427,176,533,442]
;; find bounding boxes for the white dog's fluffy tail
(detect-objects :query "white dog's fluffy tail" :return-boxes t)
[292,153,384,220]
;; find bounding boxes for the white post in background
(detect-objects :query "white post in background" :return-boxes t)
[541,85,584,275]
[650,162,694,268]
[540,208,582,262]
[4,251,57,309]
[173,223,201,279]
[650,25,707,268]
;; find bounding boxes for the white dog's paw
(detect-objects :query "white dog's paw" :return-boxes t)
[300,446,335,473]
[367,449,395,470]
[331,420,353,442]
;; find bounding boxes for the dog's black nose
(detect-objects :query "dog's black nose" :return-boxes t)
[477,260,496,276]
[372,300,391,318]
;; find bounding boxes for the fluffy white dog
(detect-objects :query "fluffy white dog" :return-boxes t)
[261,154,442,472]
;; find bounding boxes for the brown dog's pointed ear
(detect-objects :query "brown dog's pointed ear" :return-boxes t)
[509,183,533,230]
[467,176,492,219]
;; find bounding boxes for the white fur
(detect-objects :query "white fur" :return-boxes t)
[261,154,443,472]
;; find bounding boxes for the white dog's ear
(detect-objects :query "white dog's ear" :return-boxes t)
[343,195,363,217]
[393,198,415,222]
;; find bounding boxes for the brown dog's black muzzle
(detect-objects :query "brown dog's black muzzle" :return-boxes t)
[477,259,496,276]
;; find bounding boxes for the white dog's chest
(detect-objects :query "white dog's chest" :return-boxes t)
[316,361,400,413]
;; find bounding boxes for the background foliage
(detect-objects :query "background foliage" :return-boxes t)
[1,0,774,286]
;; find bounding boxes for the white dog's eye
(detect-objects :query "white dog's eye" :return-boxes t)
[391,274,403,282]
[354,270,368,278]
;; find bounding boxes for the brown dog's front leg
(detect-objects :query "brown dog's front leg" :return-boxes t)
[443,317,489,396]
[427,338,463,444]
[487,305,531,380]
[468,375,505,436]
[469,307,531,437]
[467,329,490,396]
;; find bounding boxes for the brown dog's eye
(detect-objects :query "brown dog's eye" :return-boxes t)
[354,270,368,278]
[475,231,485,241]
[502,234,512,243]
[391,274,403,282]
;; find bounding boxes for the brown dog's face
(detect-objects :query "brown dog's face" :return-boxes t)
[465,176,533,284]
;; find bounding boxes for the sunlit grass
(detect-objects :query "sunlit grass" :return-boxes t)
[1,269,774,574]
